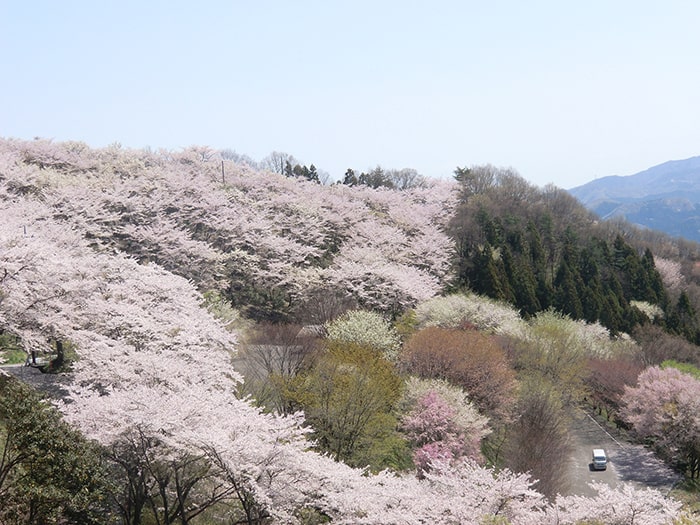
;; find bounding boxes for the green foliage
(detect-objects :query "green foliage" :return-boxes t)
[661,360,700,380]
[394,308,418,340]
[287,161,320,183]
[202,290,252,333]
[294,506,332,524]
[667,291,700,344]
[510,310,625,408]
[0,332,25,364]
[0,375,110,524]
[226,269,293,323]
[289,341,405,470]
[342,165,425,190]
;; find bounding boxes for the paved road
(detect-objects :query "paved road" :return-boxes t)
[564,408,680,498]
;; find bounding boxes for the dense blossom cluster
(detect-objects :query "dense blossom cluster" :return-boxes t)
[0,139,688,524]
[621,365,700,479]
[0,139,457,316]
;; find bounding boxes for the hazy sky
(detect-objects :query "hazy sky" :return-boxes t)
[2,1,699,188]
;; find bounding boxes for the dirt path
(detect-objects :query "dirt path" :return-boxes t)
[563,408,680,497]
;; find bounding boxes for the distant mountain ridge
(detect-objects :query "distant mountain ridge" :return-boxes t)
[568,156,700,242]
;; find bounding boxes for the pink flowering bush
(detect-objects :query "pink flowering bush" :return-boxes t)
[400,378,489,474]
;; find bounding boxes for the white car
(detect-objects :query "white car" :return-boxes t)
[592,449,607,470]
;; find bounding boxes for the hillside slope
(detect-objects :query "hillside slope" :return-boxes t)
[0,139,457,321]
[0,138,690,524]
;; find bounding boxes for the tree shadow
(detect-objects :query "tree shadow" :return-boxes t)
[609,446,680,488]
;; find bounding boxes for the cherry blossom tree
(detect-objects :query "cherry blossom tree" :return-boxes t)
[550,481,682,525]
[620,365,700,478]
[654,257,684,291]
[422,459,547,524]
[1,138,457,322]
[400,377,490,474]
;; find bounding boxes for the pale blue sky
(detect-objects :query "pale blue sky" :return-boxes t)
[2,1,699,188]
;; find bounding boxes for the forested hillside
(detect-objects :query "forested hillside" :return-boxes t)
[1,138,699,524]
[450,165,700,342]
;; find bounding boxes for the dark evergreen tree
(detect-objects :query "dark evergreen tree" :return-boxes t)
[472,243,513,302]
[553,260,584,319]
[641,248,667,305]
[668,290,700,343]
[600,291,624,335]
[502,245,540,316]
[476,207,502,247]
[581,284,604,323]
[612,234,636,270]
[527,222,552,310]
[343,168,359,186]
[447,164,684,338]
[578,248,605,322]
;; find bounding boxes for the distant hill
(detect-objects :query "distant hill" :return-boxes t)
[568,156,700,242]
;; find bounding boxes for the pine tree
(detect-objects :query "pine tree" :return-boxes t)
[473,243,513,302]
[578,248,604,322]
[668,290,699,343]
[641,248,667,306]
[502,246,540,316]
[526,222,552,310]
[553,260,584,319]
[599,290,624,334]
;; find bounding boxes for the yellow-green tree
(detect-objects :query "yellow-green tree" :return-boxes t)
[290,341,408,470]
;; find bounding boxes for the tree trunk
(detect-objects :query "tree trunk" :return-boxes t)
[52,340,65,370]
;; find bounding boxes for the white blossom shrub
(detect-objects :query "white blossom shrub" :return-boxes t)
[325,309,401,360]
[414,292,527,338]
[630,300,665,321]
